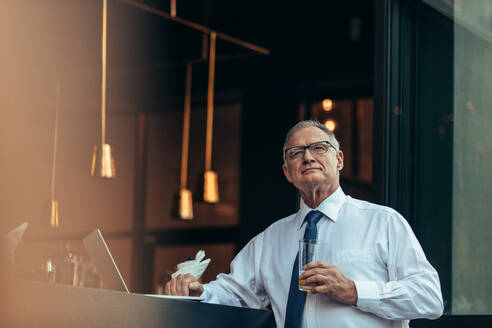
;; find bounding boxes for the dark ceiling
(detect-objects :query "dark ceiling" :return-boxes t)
[106,0,375,111]
[114,0,373,56]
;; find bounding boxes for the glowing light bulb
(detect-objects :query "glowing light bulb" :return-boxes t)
[322,99,333,111]
[324,120,336,132]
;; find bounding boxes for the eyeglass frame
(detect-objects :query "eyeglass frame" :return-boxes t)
[283,140,338,161]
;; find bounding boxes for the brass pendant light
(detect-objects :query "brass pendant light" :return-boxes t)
[178,62,194,219]
[170,0,177,17]
[49,82,61,228]
[91,0,116,179]
[203,31,219,203]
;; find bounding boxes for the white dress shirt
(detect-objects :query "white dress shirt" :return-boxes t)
[202,187,443,327]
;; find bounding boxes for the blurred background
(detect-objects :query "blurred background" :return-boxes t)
[0,0,491,326]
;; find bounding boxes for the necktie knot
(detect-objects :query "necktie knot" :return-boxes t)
[305,210,323,227]
[303,210,323,243]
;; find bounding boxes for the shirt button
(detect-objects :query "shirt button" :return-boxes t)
[365,306,370,310]
[308,307,313,312]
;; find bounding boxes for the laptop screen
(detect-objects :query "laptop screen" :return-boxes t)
[82,229,129,293]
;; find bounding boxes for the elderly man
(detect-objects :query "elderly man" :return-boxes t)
[165,120,444,327]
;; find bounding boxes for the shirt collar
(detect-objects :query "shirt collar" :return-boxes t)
[296,187,346,230]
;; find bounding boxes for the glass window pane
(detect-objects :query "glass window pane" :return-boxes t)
[421,0,492,315]
[452,0,492,315]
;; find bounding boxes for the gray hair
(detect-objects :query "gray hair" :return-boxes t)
[282,120,340,162]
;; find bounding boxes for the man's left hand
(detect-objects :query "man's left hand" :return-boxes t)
[299,261,358,305]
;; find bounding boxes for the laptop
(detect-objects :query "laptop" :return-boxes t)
[6,222,28,262]
[83,229,204,300]
[83,229,129,292]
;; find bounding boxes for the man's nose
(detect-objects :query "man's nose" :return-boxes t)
[302,148,316,162]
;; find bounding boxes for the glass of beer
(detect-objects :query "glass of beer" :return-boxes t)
[298,239,319,292]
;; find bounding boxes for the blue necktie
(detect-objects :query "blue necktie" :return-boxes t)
[284,210,324,328]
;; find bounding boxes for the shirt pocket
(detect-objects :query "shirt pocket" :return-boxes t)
[331,248,375,281]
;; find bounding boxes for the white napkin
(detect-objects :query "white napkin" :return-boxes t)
[171,250,211,279]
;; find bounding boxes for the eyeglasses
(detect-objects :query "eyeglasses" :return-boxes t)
[284,141,336,161]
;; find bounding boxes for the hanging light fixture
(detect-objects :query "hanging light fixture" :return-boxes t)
[49,82,61,228]
[178,62,194,220]
[203,31,219,203]
[91,0,116,179]
[170,0,177,17]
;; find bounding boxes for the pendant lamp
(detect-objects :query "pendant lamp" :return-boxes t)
[91,0,116,178]
[49,82,61,228]
[203,31,219,203]
[170,0,176,17]
[178,62,194,219]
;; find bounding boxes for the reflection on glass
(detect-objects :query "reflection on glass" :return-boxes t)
[452,0,492,314]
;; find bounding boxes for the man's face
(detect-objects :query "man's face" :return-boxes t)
[282,126,344,192]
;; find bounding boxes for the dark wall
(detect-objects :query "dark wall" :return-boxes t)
[237,44,374,249]
[239,66,301,249]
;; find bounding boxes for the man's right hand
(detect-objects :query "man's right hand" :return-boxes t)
[164,273,204,297]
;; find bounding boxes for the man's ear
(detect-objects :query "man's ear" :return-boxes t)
[282,163,293,183]
[336,150,344,171]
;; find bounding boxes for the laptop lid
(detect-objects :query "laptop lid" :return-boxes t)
[6,222,28,262]
[83,229,129,293]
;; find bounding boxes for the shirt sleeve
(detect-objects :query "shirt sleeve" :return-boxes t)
[201,232,270,309]
[353,212,444,320]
